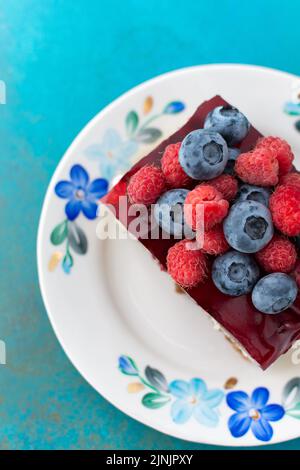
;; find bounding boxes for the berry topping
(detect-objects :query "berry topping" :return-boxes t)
[223,200,274,253]
[127,165,166,205]
[208,174,238,201]
[154,189,194,238]
[161,142,192,188]
[166,239,208,288]
[179,129,228,180]
[200,224,230,255]
[269,185,300,236]
[255,235,297,273]
[256,136,294,176]
[252,273,297,314]
[204,105,250,145]
[279,172,300,190]
[235,147,279,187]
[236,184,271,207]
[212,250,260,296]
[224,148,241,175]
[184,184,229,230]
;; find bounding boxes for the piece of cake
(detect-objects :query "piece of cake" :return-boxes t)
[102,95,300,370]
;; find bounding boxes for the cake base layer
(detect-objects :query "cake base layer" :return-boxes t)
[103,95,300,370]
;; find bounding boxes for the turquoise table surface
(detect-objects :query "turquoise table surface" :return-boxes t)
[1,0,300,450]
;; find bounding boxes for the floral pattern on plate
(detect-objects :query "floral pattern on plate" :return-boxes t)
[227,387,284,441]
[118,355,300,442]
[85,96,185,180]
[169,379,224,427]
[118,355,224,428]
[49,164,108,274]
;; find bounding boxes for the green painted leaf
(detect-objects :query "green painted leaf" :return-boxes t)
[286,402,300,419]
[50,220,68,245]
[282,378,300,409]
[145,366,169,392]
[142,392,170,409]
[126,111,139,136]
[62,251,73,274]
[68,222,88,255]
[135,128,162,143]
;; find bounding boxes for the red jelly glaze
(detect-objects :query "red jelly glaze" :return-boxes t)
[102,96,300,370]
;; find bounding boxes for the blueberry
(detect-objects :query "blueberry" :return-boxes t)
[236,184,271,207]
[204,106,250,146]
[224,148,241,175]
[212,250,260,296]
[179,129,228,180]
[223,200,273,253]
[252,273,298,314]
[154,189,194,238]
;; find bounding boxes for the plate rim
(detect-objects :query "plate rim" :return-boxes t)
[37,63,300,447]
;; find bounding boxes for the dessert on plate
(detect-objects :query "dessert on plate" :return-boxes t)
[102,95,300,370]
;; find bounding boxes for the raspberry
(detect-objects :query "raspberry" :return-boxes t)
[166,239,208,288]
[256,136,294,176]
[292,260,300,289]
[235,147,279,186]
[269,185,300,236]
[161,142,192,188]
[255,235,297,273]
[199,224,230,255]
[127,165,166,205]
[184,184,229,230]
[279,172,300,190]
[208,174,238,201]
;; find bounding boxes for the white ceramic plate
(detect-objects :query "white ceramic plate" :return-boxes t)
[37,64,300,446]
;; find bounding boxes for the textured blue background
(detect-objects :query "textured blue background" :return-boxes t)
[1,0,300,450]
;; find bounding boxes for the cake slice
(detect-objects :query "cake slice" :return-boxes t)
[102,96,300,370]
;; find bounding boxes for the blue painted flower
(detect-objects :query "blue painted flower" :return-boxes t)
[86,129,138,181]
[118,355,139,376]
[169,378,224,427]
[227,387,285,442]
[55,164,108,221]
